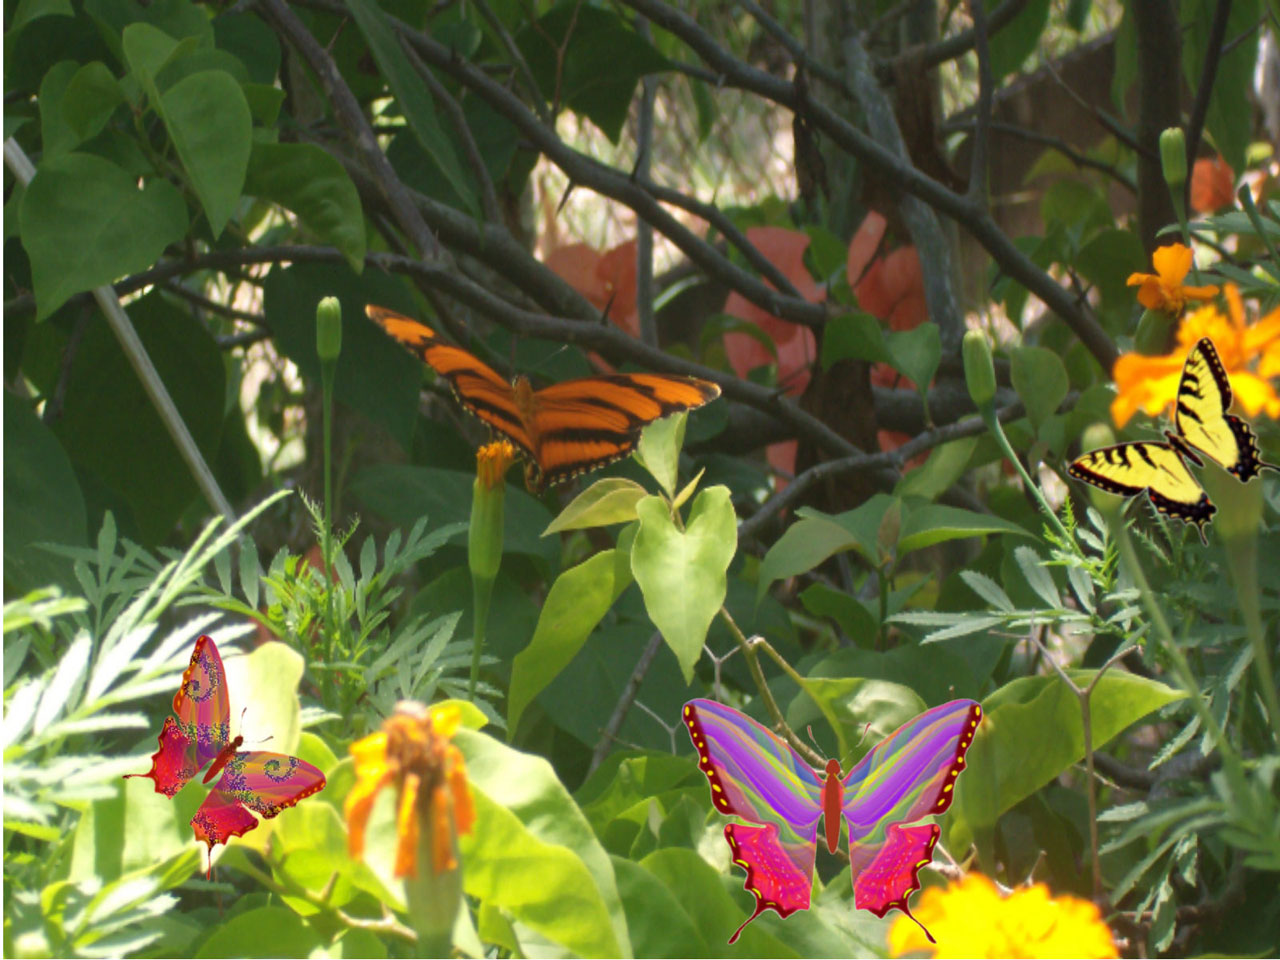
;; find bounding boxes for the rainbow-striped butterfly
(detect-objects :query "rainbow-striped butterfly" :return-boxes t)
[683,698,981,942]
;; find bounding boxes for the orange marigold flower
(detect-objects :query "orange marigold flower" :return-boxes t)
[1190,155,1235,213]
[476,439,516,491]
[888,873,1118,959]
[1126,243,1219,314]
[346,702,474,878]
[1111,284,1280,428]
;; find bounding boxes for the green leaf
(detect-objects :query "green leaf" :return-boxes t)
[1010,346,1068,431]
[10,0,73,32]
[457,729,630,957]
[194,906,322,958]
[799,583,878,643]
[47,293,223,543]
[635,413,687,497]
[612,856,712,957]
[786,677,928,768]
[987,0,1050,81]
[159,70,251,237]
[950,671,1186,851]
[756,508,867,604]
[19,152,187,319]
[631,487,737,682]
[120,22,190,104]
[3,394,87,592]
[516,4,672,143]
[544,478,649,536]
[507,548,633,734]
[39,61,82,158]
[344,0,476,214]
[62,62,125,142]
[885,323,941,394]
[821,312,891,370]
[897,504,1034,554]
[895,437,980,500]
[245,142,365,270]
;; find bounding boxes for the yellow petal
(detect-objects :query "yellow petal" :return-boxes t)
[448,756,475,835]
[350,731,388,772]
[1152,243,1192,284]
[395,772,421,877]
[430,704,462,739]
[344,768,393,859]
[1179,284,1219,301]
[1135,277,1168,311]
[1228,372,1280,419]
[1126,271,1156,287]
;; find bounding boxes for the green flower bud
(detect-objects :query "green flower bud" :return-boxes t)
[963,330,997,411]
[1159,127,1187,193]
[1133,308,1172,355]
[469,441,512,584]
[316,297,343,362]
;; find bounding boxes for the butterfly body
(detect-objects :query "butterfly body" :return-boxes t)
[367,305,721,491]
[683,698,981,943]
[125,636,326,875]
[1069,337,1277,542]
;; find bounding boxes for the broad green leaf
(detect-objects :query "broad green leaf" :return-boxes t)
[821,312,892,370]
[48,293,222,543]
[639,847,801,956]
[612,856,713,957]
[212,12,281,86]
[897,504,1034,554]
[38,61,81,158]
[635,412,688,496]
[1011,346,1068,430]
[159,70,251,237]
[245,142,365,270]
[885,323,941,394]
[458,729,630,957]
[516,4,672,143]
[543,478,648,535]
[120,22,190,104]
[195,906,322,958]
[895,436,980,500]
[631,487,737,681]
[507,547,632,734]
[799,583,878,644]
[345,0,475,214]
[62,61,125,142]
[756,512,862,604]
[3,394,87,592]
[950,671,1186,852]
[19,153,187,319]
[987,0,1050,80]
[10,0,73,31]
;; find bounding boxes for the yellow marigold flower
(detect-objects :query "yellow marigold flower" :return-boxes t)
[1111,284,1280,427]
[888,873,1117,959]
[346,702,474,878]
[476,439,516,491]
[1126,243,1219,314]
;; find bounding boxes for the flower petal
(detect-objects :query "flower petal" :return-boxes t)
[344,768,394,859]
[1152,243,1192,284]
[395,772,421,878]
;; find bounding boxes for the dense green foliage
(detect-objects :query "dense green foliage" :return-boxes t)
[5,0,1279,956]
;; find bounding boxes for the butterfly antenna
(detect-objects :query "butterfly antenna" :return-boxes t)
[804,724,828,763]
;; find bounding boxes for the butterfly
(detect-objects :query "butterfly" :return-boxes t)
[125,635,326,876]
[367,305,722,491]
[1068,337,1278,543]
[683,697,981,943]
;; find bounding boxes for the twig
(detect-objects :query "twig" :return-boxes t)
[471,0,553,124]
[736,0,851,96]
[943,119,1137,192]
[898,0,1029,72]
[589,631,664,773]
[256,0,442,261]
[1184,0,1234,176]
[398,35,503,224]
[164,283,267,323]
[634,16,658,347]
[623,0,1118,373]
[44,305,91,425]
[966,0,994,209]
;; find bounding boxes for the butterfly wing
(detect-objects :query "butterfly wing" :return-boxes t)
[190,751,326,868]
[528,374,720,488]
[840,700,981,923]
[367,305,534,455]
[125,635,231,796]
[1068,441,1215,536]
[683,700,825,942]
[1175,338,1278,482]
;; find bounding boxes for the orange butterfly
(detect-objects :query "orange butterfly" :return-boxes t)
[367,306,722,491]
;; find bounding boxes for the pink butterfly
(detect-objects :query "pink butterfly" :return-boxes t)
[125,635,326,876]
